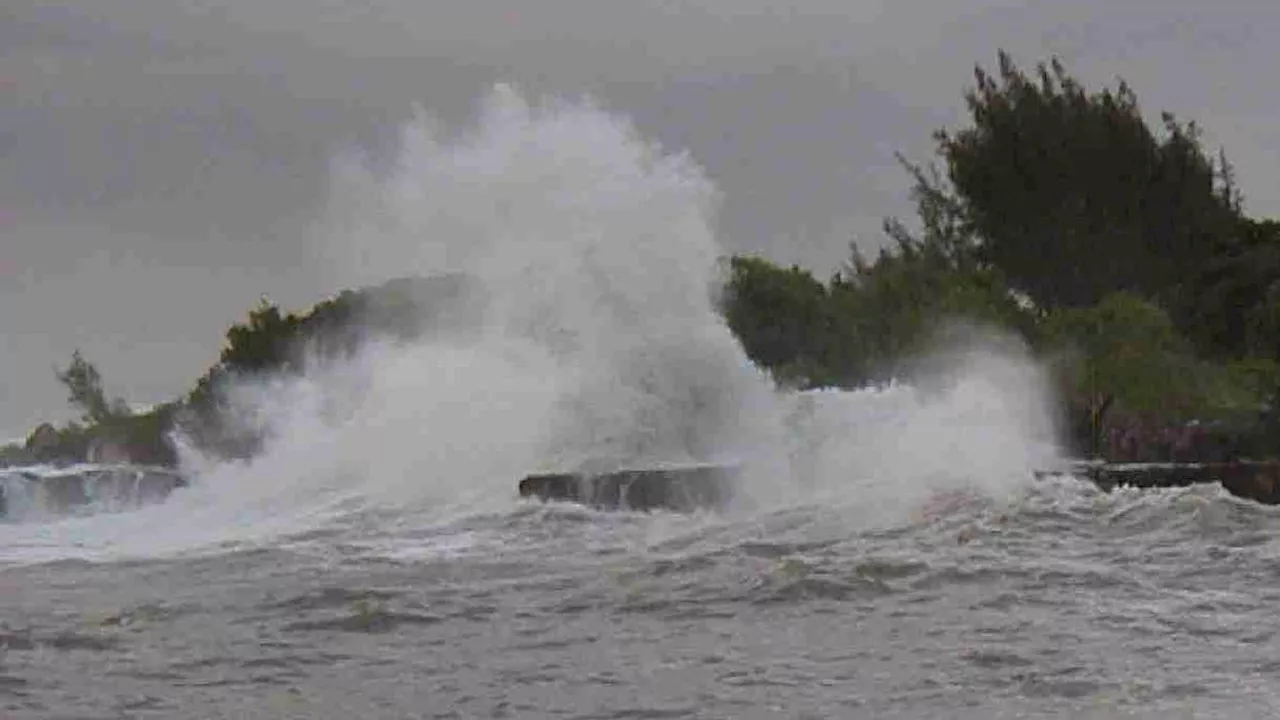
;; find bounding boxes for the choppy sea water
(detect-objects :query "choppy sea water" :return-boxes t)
[7,83,1272,719]
[5,472,1280,719]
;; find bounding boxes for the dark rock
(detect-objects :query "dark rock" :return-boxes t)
[519,463,737,513]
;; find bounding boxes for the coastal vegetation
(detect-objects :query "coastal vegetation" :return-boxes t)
[5,50,1280,467]
[726,51,1280,459]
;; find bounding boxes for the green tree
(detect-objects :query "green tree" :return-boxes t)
[935,50,1240,314]
[1040,292,1228,455]
[219,298,305,374]
[54,350,131,426]
[825,155,1037,382]
[176,276,476,461]
[1179,218,1280,358]
[721,255,835,387]
[831,237,1027,378]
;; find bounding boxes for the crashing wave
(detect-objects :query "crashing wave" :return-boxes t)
[0,464,189,522]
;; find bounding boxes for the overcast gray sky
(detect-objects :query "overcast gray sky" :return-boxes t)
[4,0,1280,439]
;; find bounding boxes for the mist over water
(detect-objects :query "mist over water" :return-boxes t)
[18,84,1225,720]
[311,86,783,476]
[11,76,1280,720]
[775,334,1065,523]
[0,85,1064,564]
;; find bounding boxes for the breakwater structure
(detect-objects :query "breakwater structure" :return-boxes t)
[1036,460,1280,505]
[0,464,190,521]
[519,459,1280,513]
[518,462,738,513]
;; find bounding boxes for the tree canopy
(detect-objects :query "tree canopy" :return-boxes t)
[936,51,1241,315]
[54,349,131,427]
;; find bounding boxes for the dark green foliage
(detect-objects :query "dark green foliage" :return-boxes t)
[44,351,181,466]
[828,155,1038,382]
[721,256,835,387]
[716,50,1280,462]
[1177,218,1280,358]
[937,50,1240,313]
[11,276,476,467]
[722,226,1032,390]
[177,274,477,461]
[1040,292,1196,454]
[109,403,181,466]
[54,350,131,427]
[196,273,474,393]
[218,300,305,376]
[837,232,1030,368]
[897,49,1280,459]
[719,148,1042,392]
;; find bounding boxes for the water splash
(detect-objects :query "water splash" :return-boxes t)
[0,463,189,521]
[279,83,781,502]
[762,327,1066,525]
[0,84,1067,564]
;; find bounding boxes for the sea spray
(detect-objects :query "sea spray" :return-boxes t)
[288,84,782,501]
[167,84,1066,529]
[755,322,1066,525]
[0,84,1068,564]
[101,82,781,553]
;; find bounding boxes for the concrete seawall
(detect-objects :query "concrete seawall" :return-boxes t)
[0,465,189,520]
[1037,461,1280,505]
[519,463,736,512]
[522,460,1280,513]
